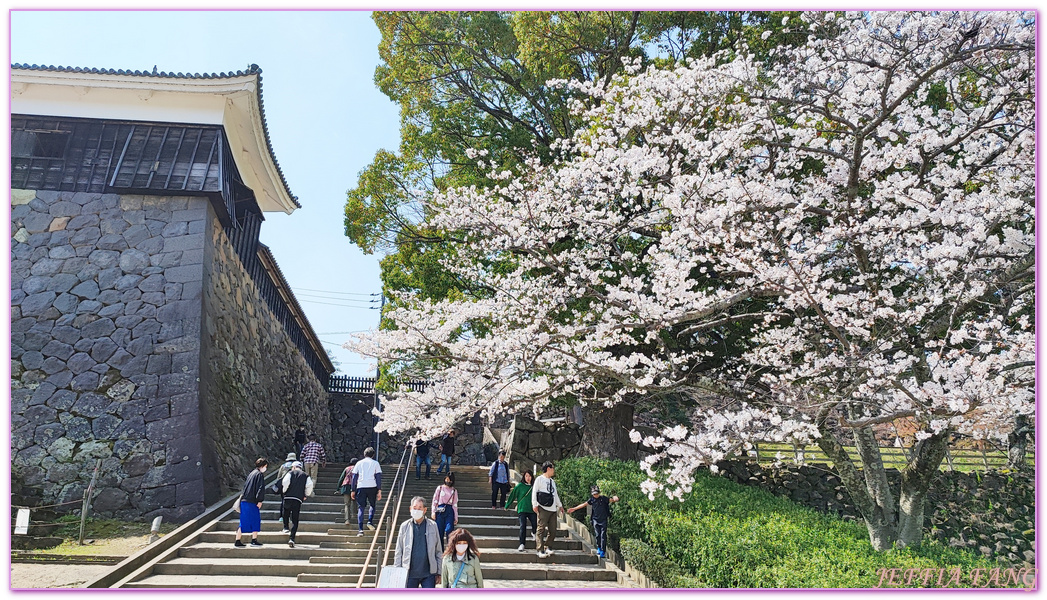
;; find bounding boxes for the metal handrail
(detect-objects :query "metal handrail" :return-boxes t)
[355,444,411,588]
[379,444,415,574]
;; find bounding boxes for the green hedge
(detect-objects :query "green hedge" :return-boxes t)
[619,538,702,587]
[557,457,1005,588]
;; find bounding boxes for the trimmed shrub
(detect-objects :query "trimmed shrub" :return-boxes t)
[558,457,1008,588]
[620,538,702,587]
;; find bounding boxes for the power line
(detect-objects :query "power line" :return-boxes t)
[292,287,380,298]
[294,292,378,304]
[297,299,380,309]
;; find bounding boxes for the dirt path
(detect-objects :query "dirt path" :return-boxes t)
[11,564,114,588]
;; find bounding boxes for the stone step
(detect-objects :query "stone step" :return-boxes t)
[125,574,373,588]
[154,557,369,577]
[473,536,582,550]
[481,563,619,581]
[179,543,379,560]
[309,549,597,565]
[198,532,380,545]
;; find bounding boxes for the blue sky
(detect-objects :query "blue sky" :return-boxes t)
[11,10,399,376]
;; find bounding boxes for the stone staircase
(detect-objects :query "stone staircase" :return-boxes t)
[121,463,626,588]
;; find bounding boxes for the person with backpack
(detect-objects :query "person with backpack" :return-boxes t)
[272,452,296,533]
[488,450,511,509]
[431,472,459,546]
[281,461,314,548]
[440,528,484,588]
[504,470,536,552]
[530,461,564,559]
[338,458,358,526]
[567,485,620,558]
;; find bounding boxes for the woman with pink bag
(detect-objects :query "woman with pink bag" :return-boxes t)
[338,458,358,526]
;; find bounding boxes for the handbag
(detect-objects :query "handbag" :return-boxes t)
[452,559,468,588]
[536,480,554,508]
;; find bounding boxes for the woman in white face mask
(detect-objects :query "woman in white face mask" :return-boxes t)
[440,528,483,588]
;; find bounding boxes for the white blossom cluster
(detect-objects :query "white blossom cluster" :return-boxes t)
[349,11,1034,499]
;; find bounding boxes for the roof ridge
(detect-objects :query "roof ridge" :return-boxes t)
[11,62,299,209]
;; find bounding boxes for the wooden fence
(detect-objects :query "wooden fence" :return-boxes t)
[327,375,429,395]
[744,442,1033,472]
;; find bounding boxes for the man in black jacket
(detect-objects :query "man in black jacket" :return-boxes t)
[281,461,314,547]
[437,430,455,474]
[235,458,268,548]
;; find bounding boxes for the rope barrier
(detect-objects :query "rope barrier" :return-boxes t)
[12,499,83,510]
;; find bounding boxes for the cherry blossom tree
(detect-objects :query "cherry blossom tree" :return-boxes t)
[351,11,1034,550]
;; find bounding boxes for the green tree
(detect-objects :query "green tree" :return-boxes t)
[347,11,806,457]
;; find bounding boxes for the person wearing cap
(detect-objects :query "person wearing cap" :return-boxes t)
[488,450,511,509]
[566,485,619,558]
[281,461,314,548]
[274,452,297,533]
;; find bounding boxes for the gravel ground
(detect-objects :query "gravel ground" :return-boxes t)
[11,563,114,588]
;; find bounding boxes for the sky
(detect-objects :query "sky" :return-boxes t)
[10,10,399,376]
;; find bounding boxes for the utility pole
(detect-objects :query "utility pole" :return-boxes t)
[373,293,385,458]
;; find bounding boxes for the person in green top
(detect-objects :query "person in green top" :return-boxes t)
[504,470,536,552]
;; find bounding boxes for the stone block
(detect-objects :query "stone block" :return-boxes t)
[81,317,116,339]
[135,236,164,254]
[106,379,136,402]
[138,273,167,293]
[31,258,66,277]
[46,389,77,411]
[97,267,122,290]
[21,275,49,294]
[114,274,143,291]
[161,222,188,237]
[69,390,110,418]
[142,292,165,306]
[21,351,45,370]
[76,300,103,315]
[119,249,150,274]
[21,291,56,316]
[122,223,150,247]
[162,233,204,254]
[92,414,121,439]
[69,226,101,246]
[48,245,76,259]
[176,479,205,506]
[119,355,148,378]
[112,416,147,440]
[22,212,54,234]
[75,262,99,281]
[45,370,74,389]
[48,216,71,232]
[89,339,118,363]
[100,217,130,236]
[146,353,172,375]
[98,303,125,318]
[47,273,80,294]
[48,201,80,218]
[23,405,57,427]
[89,249,121,269]
[144,404,170,422]
[128,334,156,355]
[165,265,200,283]
[93,488,129,512]
[67,214,100,230]
[70,371,100,392]
[40,339,74,360]
[70,280,100,299]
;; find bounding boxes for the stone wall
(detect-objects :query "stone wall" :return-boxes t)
[503,415,582,474]
[11,189,210,521]
[713,460,1035,567]
[328,392,375,464]
[198,212,330,503]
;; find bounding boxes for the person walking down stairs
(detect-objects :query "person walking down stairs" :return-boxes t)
[437,430,456,474]
[281,461,314,548]
[504,470,536,552]
[440,529,484,588]
[488,451,511,509]
[531,461,564,559]
[234,458,268,548]
[393,497,444,588]
[432,472,459,546]
[567,485,619,558]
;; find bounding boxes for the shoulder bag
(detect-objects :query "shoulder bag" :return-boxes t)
[452,559,468,588]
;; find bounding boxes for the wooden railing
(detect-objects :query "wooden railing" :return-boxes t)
[742,441,1033,473]
[327,376,429,395]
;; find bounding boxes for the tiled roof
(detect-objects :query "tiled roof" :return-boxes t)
[11,63,300,209]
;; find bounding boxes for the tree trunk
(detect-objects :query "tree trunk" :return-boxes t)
[896,431,948,547]
[1007,414,1031,469]
[580,403,637,461]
